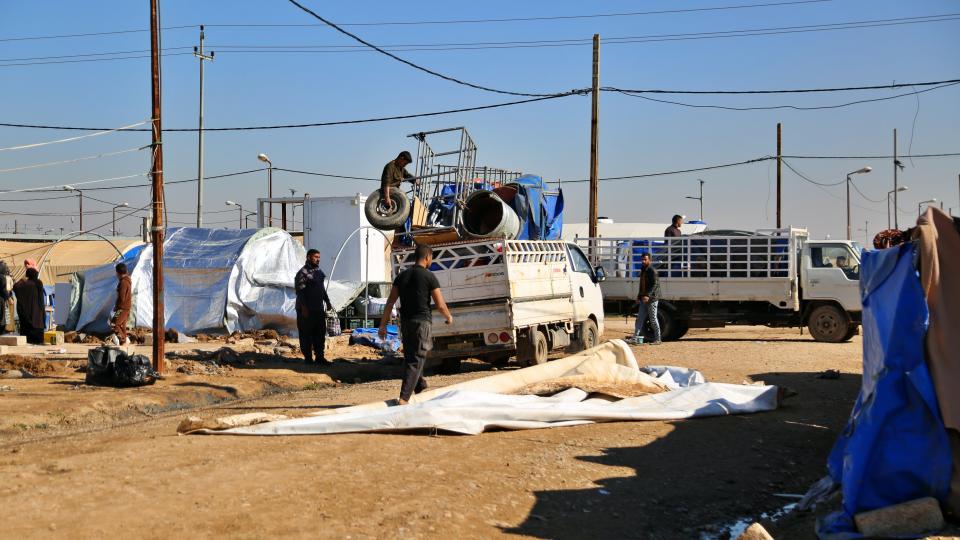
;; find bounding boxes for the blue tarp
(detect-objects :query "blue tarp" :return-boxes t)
[817,242,952,538]
[506,175,564,241]
[349,325,400,353]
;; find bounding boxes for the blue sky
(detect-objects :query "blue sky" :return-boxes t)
[1,0,958,241]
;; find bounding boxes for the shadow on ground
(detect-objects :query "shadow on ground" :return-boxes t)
[505,371,861,539]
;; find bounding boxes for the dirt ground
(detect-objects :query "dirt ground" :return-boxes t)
[0,324,903,538]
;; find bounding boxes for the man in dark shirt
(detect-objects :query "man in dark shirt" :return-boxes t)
[379,244,453,405]
[295,249,334,364]
[664,214,684,237]
[632,253,662,345]
[380,151,415,211]
[110,263,133,346]
[13,267,45,345]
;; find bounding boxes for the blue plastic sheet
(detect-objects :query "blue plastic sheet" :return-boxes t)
[817,242,952,538]
[506,175,563,241]
[349,325,400,353]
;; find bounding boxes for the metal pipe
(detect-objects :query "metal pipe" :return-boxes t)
[194,25,214,228]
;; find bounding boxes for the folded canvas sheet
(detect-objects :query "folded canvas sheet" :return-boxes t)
[184,341,778,436]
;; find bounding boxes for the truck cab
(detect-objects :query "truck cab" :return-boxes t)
[799,240,863,342]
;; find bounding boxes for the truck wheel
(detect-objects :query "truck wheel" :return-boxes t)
[807,305,851,343]
[569,319,599,352]
[480,352,512,366]
[437,358,462,375]
[364,189,410,230]
[841,324,859,342]
[646,308,675,342]
[672,323,690,340]
[531,330,549,365]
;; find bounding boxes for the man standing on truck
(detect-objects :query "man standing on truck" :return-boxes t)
[380,151,415,211]
[295,249,334,365]
[632,252,662,345]
[664,215,684,237]
[378,244,454,405]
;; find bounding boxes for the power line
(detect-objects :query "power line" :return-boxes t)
[603,78,960,95]
[784,152,960,159]
[0,92,583,132]
[284,0,559,97]
[609,81,960,111]
[0,146,145,173]
[0,52,194,68]
[274,168,377,181]
[0,0,830,43]
[781,160,844,186]
[563,156,774,183]
[0,120,148,151]
[0,173,149,195]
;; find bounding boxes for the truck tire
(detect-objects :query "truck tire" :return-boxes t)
[841,324,859,342]
[437,358,462,375]
[531,330,549,365]
[364,189,410,230]
[480,352,512,366]
[569,319,599,352]
[807,305,852,343]
[644,308,677,342]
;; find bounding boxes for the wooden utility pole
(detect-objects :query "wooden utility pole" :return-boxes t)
[588,34,600,241]
[150,0,166,374]
[776,123,782,228]
[893,128,899,229]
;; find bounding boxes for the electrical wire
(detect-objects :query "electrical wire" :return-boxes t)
[285,0,561,97]
[781,160,846,186]
[0,120,148,151]
[562,156,773,183]
[0,92,583,132]
[0,52,194,67]
[783,152,960,159]
[608,81,960,111]
[273,168,377,181]
[603,78,960,95]
[0,146,145,173]
[849,179,888,203]
[0,173,149,195]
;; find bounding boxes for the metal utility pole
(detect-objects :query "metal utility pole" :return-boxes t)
[258,153,273,226]
[845,167,872,240]
[776,123,782,228]
[893,129,899,229]
[685,179,705,221]
[149,0,166,374]
[112,202,129,236]
[193,26,214,228]
[588,34,600,241]
[64,186,83,230]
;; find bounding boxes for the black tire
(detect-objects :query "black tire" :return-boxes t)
[437,357,462,375]
[365,189,411,230]
[672,323,690,340]
[642,307,674,342]
[570,319,599,352]
[807,305,852,343]
[480,352,512,366]
[840,324,859,342]
[531,329,549,365]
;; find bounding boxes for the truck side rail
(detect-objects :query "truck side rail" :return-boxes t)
[576,235,798,280]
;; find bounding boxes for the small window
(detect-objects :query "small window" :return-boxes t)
[810,245,859,279]
[567,245,593,274]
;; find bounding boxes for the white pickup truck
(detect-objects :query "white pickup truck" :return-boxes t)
[576,228,863,342]
[391,239,606,372]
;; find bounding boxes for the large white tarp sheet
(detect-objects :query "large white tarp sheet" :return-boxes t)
[188,341,778,436]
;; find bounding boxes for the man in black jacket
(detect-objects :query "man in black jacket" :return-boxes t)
[632,253,662,345]
[295,249,334,364]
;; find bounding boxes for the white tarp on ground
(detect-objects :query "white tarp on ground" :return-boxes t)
[184,341,778,436]
[71,227,305,335]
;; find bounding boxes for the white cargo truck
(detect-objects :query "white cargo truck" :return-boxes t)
[391,239,606,372]
[577,228,863,342]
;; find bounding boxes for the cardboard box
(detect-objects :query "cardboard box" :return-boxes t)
[410,196,428,227]
[0,335,27,346]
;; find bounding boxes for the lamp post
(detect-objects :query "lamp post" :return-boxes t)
[685,179,705,221]
[112,202,129,236]
[918,198,938,216]
[289,188,298,232]
[226,200,243,229]
[63,185,83,231]
[258,153,273,226]
[886,186,908,229]
[845,166,872,240]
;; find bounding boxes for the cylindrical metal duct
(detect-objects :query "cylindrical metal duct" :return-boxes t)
[462,190,521,239]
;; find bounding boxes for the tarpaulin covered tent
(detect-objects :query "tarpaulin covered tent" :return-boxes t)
[0,237,143,285]
[501,175,564,241]
[70,227,305,335]
[804,208,960,538]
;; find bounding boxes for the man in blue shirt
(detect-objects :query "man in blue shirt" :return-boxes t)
[295,249,333,364]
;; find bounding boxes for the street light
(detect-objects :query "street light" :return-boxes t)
[918,198,938,216]
[226,200,243,229]
[258,153,273,226]
[63,185,83,231]
[289,188,298,232]
[886,186,908,229]
[685,179,705,221]
[845,166,872,240]
[112,202,129,236]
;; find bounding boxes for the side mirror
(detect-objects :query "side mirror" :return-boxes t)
[593,265,607,283]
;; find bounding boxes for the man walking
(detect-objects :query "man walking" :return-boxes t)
[13,267,45,344]
[380,151,415,211]
[110,263,132,346]
[664,215,684,237]
[379,244,453,405]
[632,253,662,345]
[295,249,333,364]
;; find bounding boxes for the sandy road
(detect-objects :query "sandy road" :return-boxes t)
[0,325,862,539]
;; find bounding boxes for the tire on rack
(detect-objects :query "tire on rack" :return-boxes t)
[364,188,411,231]
[807,304,852,343]
[569,319,599,352]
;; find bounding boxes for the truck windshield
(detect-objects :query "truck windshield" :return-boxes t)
[810,245,860,280]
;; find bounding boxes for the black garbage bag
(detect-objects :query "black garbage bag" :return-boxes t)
[113,353,158,387]
[85,346,158,387]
